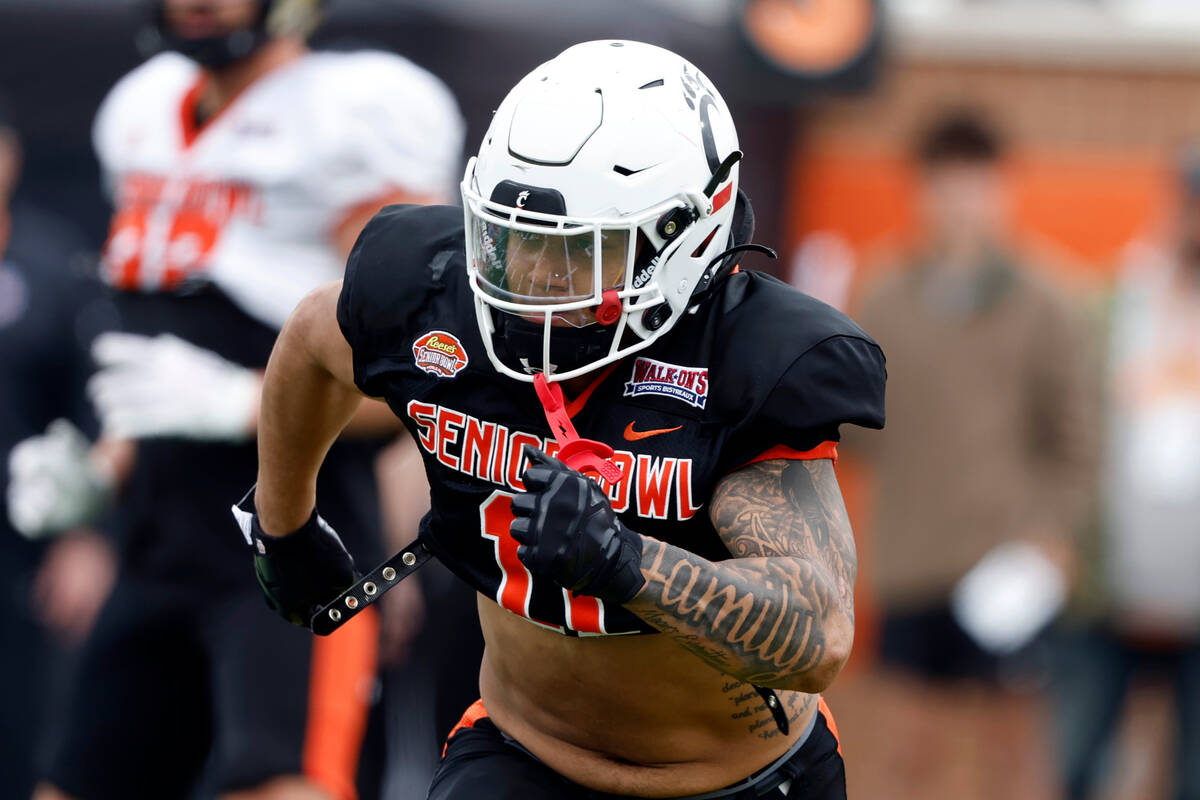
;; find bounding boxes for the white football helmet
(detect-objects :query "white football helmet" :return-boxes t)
[461,40,741,383]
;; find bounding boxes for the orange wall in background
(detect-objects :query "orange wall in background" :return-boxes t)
[1010,154,1171,267]
[788,149,919,264]
[787,145,1172,283]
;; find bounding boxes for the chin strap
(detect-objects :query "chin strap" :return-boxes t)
[691,242,778,305]
[753,684,791,736]
[532,373,625,485]
[309,538,433,635]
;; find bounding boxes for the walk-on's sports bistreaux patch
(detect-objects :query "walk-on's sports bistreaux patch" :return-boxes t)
[413,331,469,377]
[623,357,709,409]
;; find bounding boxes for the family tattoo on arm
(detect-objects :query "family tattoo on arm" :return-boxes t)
[627,458,857,688]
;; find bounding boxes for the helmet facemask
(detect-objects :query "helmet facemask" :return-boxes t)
[463,168,713,382]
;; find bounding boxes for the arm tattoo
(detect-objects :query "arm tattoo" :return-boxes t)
[713,459,856,618]
[627,459,857,687]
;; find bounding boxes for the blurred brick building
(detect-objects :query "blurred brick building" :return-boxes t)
[793,7,1200,799]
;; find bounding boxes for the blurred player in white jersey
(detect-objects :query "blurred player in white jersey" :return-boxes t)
[7,1,463,798]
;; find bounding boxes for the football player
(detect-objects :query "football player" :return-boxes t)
[0,96,114,800]
[11,1,463,799]
[239,41,885,799]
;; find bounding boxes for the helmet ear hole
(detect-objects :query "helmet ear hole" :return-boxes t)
[690,226,720,259]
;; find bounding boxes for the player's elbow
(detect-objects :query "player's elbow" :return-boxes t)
[282,283,340,355]
[788,617,854,693]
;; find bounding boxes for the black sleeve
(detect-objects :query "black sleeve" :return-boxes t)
[722,333,886,469]
[6,203,110,437]
[63,271,118,439]
[336,211,399,398]
[336,203,464,397]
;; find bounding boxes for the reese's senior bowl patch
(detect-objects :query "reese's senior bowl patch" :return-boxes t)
[624,357,708,409]
[412,331,468,377]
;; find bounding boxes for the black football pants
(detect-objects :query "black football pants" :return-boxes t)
[428,709,846,800]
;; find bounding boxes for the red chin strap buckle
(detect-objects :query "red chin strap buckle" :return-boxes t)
[596,290,621,326]
[532,373,625,485]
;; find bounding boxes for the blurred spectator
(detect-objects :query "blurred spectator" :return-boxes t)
[787,231,857,311]
[5,1,464,798]
[841,109,1097,800]
[1053,147,1200,800]
[0,97,115,800]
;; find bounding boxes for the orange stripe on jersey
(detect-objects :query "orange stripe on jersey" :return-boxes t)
[442,698,489,757]
[566,590,603,633]
[179,77,207,149]
[302,605,380,800]
[818,696,843,755]
[564,362,620,419]
[739,441,838,469]
[178,70,257,150]
[331,187,441,257]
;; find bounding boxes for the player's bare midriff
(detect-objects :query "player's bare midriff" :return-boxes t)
[476,595,819,798]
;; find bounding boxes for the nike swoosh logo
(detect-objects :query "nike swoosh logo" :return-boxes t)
[623,422,683,441]
[612,163,659,176]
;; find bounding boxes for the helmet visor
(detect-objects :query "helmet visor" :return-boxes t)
[468,211,630,327]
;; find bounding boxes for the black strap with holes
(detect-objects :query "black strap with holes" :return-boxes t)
[753,684,791,736]
[310,538,433,635]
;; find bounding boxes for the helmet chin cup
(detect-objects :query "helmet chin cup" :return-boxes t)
[493,313,615,378]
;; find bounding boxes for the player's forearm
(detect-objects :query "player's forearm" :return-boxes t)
[90,436,136,490]
[255,308,364,535]
[626,538,854,693]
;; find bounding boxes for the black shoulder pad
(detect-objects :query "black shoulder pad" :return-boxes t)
[337,204,465,396]
[710,272,886,468]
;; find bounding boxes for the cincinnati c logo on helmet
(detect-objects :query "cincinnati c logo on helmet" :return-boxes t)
[680,66,722,174]
[515,190,530,208]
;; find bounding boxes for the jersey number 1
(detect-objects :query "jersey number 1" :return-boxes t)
[480,491,605,635]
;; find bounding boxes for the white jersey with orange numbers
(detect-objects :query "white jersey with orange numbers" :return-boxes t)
[93,50,463,329]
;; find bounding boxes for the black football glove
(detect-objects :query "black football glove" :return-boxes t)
[232,489,358,628]
[510,445,645,605]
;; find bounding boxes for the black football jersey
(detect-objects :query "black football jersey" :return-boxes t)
[338,203,885,636]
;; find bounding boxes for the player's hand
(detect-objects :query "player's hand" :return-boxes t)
[32,530,117,644]
[88,332,261,442]
[232,491,359,628]
[6,419,114,538]
[510,445,645,604]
